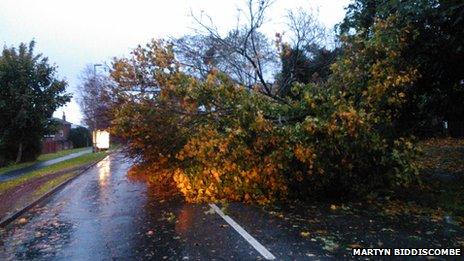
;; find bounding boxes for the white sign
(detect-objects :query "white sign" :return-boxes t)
[93,130,110,149]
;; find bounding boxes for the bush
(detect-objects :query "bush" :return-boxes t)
[69,127,91,148]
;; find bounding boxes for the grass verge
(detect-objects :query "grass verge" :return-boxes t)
[0,151,107,195]
[37,147,90,161]
[417,138,464,223]
[0,147,91,176]
[32,172,76,198]
[375,138,464,226]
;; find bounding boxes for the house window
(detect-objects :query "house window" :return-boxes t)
[60,130,64,137]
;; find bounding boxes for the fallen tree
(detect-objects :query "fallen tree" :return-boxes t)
[109,17,420,202]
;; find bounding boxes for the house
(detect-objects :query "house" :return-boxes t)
[42,112,73,154]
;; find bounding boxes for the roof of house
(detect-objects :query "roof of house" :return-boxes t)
[71,123,84,129]
[51,117,72,125]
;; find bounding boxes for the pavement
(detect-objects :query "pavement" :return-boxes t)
[0,149,92,182]
[0,153,462,260]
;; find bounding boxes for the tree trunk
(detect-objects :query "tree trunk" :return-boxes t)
[15,142,23,163]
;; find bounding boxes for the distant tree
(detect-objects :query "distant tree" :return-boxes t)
[174,30,276,91]
[277,45,340,98]
[173,35,216,79]
[69,126,91,148]
[174,1,336,104]
[0,41,70,165]
[77,65,113,130]
[175,0,281,101]
[275,8,336,97]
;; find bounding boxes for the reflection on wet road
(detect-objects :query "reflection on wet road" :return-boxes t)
[0,153,276,260]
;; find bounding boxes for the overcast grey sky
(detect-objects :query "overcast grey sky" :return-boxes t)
[0,0,351,125]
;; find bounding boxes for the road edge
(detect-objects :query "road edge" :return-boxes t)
[0,152,113,227]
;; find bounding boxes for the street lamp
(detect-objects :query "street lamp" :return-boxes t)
[92,64,102,153]
[93,63,102,76]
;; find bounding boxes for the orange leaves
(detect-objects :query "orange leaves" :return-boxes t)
[294,145,315,163]
[333,108,365,138]
[418,138,464,175]
[173,164,287,204]
[173,169,201,201]
[253,111,272,132]
[294,145,317,176]
[211,169,221,182]
[173,129,289,203]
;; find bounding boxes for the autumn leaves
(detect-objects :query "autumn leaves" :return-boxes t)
[109,16,421,203]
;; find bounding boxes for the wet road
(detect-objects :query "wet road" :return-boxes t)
[1,153,462,260]
[0,149,92,182]
[0,153,314,260]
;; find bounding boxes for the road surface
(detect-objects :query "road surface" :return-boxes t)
[0,149,92,182]
[1,153,461,260]
[0,153,317,260]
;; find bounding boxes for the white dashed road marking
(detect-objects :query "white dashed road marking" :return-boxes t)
[209,203,276,260]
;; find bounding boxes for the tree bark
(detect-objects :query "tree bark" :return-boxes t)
[15,142,23,163]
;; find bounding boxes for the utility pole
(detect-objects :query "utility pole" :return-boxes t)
[92,64,102,153]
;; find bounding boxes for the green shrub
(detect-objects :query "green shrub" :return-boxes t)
[69,127,91,148]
